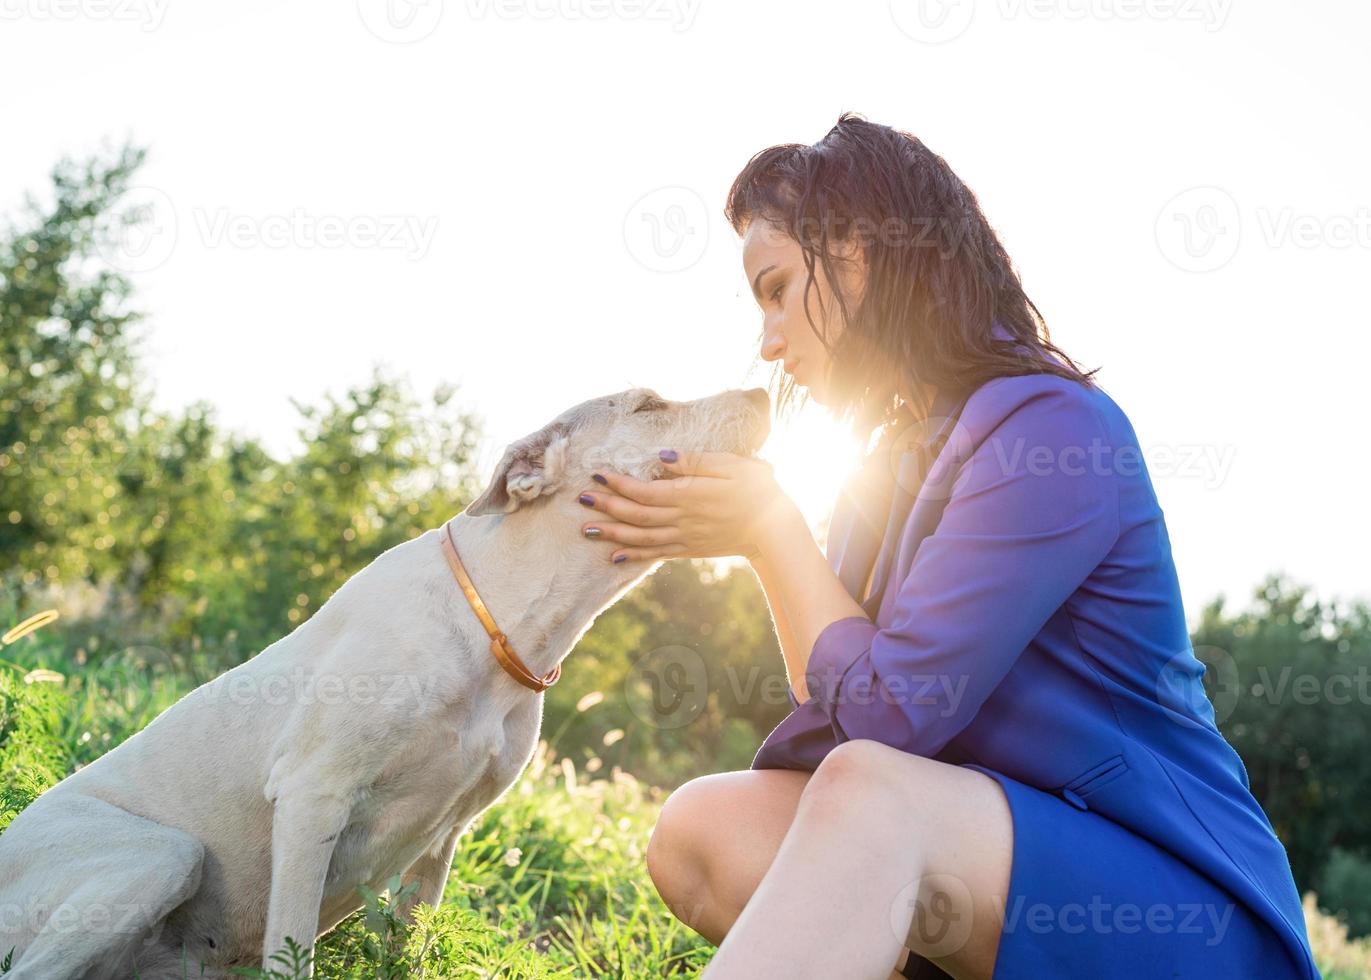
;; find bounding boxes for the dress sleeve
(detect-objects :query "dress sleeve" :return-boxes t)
[753,382,1121,770]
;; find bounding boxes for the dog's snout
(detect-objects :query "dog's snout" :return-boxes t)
[742,387,771,452]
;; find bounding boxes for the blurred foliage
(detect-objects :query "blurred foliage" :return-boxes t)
[1,144,485,658]
[1320,849,1371,942]
[1193,574,1371,934]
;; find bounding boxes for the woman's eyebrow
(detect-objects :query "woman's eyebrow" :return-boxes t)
[750,263,778,301]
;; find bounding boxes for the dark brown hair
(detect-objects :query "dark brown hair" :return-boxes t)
[725,111,1097,440]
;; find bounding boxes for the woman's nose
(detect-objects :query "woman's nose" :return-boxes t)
[760,328,785,363]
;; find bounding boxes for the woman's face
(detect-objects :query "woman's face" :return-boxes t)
[741,219,864,405]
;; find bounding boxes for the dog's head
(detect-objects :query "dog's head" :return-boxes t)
[463,386,771,519]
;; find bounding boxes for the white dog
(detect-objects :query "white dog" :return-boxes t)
[0,385,770,979]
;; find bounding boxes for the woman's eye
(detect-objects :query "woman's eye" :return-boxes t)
[770,283,784,304]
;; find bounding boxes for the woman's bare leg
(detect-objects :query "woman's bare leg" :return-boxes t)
[647,739,1013,980]
[647,766,812,946]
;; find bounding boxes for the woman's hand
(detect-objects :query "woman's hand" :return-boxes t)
[577,449,801,563]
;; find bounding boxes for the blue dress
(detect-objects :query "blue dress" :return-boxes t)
[749,351,1320,978]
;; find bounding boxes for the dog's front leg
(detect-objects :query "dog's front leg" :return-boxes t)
[394,822,466,924]
[262,789,351,976]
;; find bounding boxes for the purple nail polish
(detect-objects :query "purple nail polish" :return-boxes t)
[592,473,608,485]
[612,554,627,563]
[578,493,594,507]
[659,449,678,463]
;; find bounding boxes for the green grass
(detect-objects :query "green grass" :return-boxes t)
[0,628,717,978]
[3,623,1369,978]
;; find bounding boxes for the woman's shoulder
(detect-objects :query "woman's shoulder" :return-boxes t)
[959,372,1125,443]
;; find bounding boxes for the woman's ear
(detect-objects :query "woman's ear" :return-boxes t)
[463,423,572,517]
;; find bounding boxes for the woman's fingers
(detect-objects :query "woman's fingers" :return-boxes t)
[589,468,679,507]
[608,543,690,564]
[581,519,680,550]
[657,449,736,478]
[580,492,678,527]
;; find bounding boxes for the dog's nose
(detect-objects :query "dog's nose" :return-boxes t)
[744,388,770,413]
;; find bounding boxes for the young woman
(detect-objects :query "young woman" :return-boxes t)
[573,114,1318,979]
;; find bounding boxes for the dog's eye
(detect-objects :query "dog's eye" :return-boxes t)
[633,396,668,414]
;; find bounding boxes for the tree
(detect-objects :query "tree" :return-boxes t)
[0,145,150,589]
[1193,574,1371,929]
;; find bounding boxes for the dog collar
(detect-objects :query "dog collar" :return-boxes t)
[440,519,562,693]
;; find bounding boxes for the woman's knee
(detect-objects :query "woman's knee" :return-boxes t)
[646,769,807,913]
[803,739,918,810]
[646,775,718,902]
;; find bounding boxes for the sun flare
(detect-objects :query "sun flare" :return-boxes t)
[703,400,865,581]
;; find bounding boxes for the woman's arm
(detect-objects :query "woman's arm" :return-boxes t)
[749,556,805,702]
[751,506,869,706]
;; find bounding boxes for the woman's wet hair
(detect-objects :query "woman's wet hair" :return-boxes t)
[726,111,1098,439]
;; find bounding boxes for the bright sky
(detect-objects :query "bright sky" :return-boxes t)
[3,0,1367,625]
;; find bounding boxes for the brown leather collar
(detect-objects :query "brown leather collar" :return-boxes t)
[439,519,561,693]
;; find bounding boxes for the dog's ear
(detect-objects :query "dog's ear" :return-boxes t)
[463,422,572,517]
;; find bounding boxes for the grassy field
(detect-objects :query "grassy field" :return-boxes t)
[2,641,1368,978]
